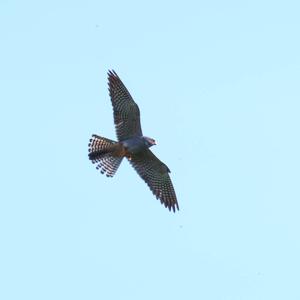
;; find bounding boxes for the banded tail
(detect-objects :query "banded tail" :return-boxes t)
[88,135,124,177]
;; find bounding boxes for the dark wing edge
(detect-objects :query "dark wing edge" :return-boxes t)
[129,149,179,212]
[107,70,143,141]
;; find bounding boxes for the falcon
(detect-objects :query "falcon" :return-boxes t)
[88,70,179,212]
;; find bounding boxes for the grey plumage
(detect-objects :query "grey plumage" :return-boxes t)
[88,70,179,212]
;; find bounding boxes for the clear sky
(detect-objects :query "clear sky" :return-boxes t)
[1,1,300,299]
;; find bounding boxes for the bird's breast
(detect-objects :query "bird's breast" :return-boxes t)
[121,137,146,155]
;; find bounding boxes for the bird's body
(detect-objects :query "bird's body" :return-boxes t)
[88,70,179,212]
[122,136,152,155]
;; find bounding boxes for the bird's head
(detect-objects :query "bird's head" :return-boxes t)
[143,136,157,148]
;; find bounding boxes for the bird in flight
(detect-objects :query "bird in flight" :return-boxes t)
[88,70,179,212]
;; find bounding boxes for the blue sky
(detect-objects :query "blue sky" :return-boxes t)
[1,1,300,299]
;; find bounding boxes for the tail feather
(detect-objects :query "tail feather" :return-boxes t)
[88,135,123,177]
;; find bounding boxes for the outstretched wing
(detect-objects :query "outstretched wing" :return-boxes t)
[129,149,179,212]
[108,70,143,141]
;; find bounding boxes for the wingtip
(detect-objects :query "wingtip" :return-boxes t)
[165,201,179,213]
[171,203,180,213]
[107,69,118,78]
